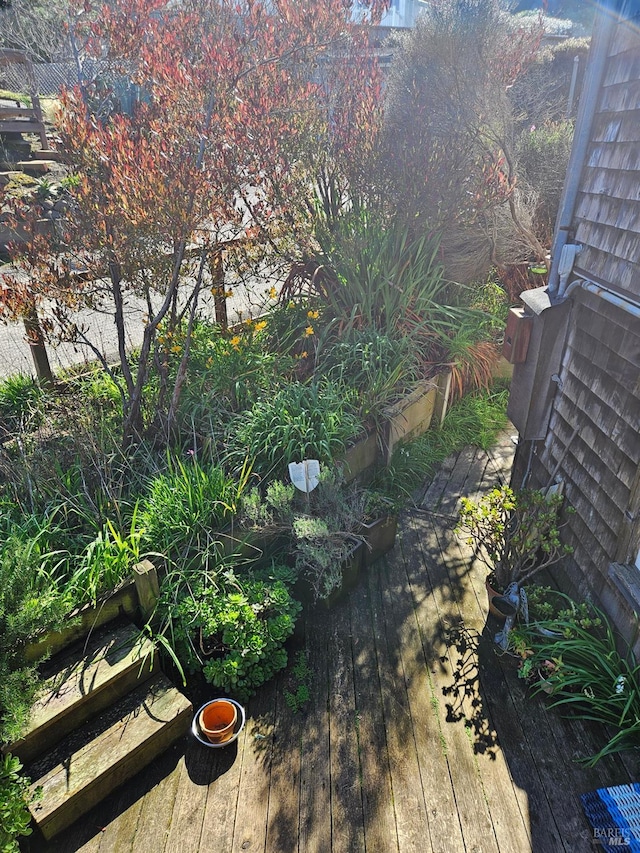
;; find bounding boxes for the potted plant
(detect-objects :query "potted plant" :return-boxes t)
[358,490,399,567]
[290,468,367,605]
[456,485,574,613]
[509,600,640,766]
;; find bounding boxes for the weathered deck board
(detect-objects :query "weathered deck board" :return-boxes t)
[349,581,398,853]
[264,670,302,853]
[298,607,332,853]
[129,747,183,853]
[367,557,432,853]
[197,716,246,851]
[401,513,501,853]
[328,600,365,852]
[29,430,637,853]
[377,541,464,853]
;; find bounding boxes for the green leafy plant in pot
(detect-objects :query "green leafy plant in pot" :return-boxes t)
[457,485,573,590]
[456,485,574,623]
[291,467,367,604]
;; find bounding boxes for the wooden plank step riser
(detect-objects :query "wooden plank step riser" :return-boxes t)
[7,624,158,764]
[25,581,138,663]
[16,159,55,175]
[33,150,62,161]
[0,121,46,134]
[29,674,192,841]
[0,108,41,119]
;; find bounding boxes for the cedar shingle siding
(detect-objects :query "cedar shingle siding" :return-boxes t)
[529,289,640,603]
[573,9,640,297]
[512,3,640,640]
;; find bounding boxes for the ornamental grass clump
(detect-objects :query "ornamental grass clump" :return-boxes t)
[515,603,640,766]
[456,485,574,591]
[233,380,362,479]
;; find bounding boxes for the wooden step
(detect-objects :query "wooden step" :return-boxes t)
[7,622,157,764]
[0,107,40,119]
[33,150,62,161]
[16,159,55,175]
[28,674,192,841]
[0,120,46,135]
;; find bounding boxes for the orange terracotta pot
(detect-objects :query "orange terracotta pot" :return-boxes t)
[485,578,508,620]
[199,699,238,744]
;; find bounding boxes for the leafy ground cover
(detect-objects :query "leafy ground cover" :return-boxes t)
[0,296,510,744]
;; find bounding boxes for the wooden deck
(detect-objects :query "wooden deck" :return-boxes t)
[30,432,638,853]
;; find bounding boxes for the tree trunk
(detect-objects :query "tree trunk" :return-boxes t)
[23,303,53,386]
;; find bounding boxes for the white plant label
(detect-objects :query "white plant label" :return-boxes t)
[288,459,320,493]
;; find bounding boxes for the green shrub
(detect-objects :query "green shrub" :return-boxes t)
[167,564,301,702]
[0,753,36,853]
[0,374,44,435]
[457,485,574,590]
[291,467,367,601]
[513,602,640,766]
[316,326,418,427]
[140,455,240,558]
[0,525,72,742]
[516,120,574,240]
[233,381,362,478]
[176,318,287,420]
[65,510,143,605]
[315,214,472,353]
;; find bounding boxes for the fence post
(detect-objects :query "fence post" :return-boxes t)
[133,560,160,622]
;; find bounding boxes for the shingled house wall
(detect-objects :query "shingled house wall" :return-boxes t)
[510,1,640,648]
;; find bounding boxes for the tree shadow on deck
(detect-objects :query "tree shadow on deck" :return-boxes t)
[379,509,637,852]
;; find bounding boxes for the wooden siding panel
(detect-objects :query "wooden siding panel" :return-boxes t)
[554,397,630,517]
[586,141,640,172]
[574,192,640,233]
[603,51,640,86]
[580,165,640,201]
[573,251,638,296]
[530,290,640,598]
[598,79,640,112]
[615,113,640,143]
[549,408,637,494]
[609,17,640,57]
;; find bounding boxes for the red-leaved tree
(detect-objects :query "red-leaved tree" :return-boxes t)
[1,0,387,445]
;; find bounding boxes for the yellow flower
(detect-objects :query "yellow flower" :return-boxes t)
[287,300,295,309]
[230,335,241,348]
[300,351,308,359]
[206,357,213,368]
[224,289,234,298]
[305,325,314,337]
[268,286,277,299]
[254,320,267,332]
[171,345,181,354]
[307,309,319,320]
[244,318,253,327]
